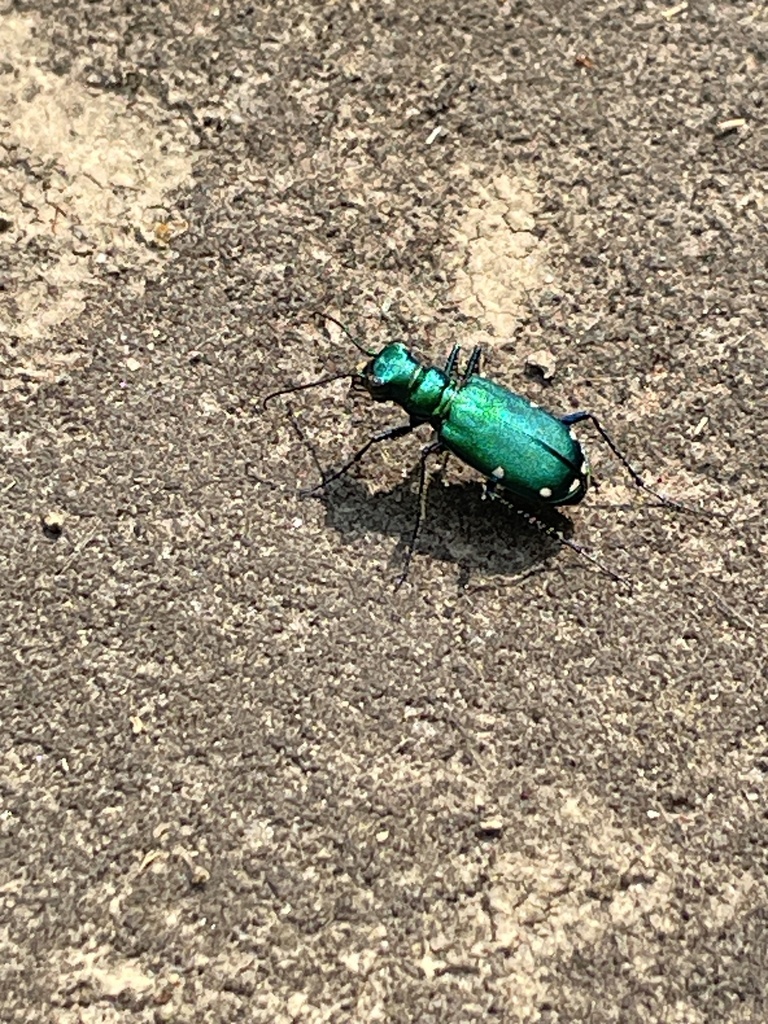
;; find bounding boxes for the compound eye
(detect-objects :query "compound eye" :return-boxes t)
[360,357,378,379]
[363,370,385,390]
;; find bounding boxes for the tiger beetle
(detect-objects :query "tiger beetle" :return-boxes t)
[264,313,697,588]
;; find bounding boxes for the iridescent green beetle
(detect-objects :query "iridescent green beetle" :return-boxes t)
[360,341,590,505]
[265,314,691,586]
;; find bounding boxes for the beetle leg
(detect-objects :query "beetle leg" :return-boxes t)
[482,474,500,501]
[487,486,631,588]
[461,346,483,382]
[445,344,482,382]
[434,448,452,482]
[550,531,631,588]
[561,411,700,514]
[301,421,417,496]
[394,441,444,589]
[443,345,462,378]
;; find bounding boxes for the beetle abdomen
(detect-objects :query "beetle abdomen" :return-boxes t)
[438,377,588,505]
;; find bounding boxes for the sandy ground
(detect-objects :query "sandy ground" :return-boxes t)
[1,1,767,1021]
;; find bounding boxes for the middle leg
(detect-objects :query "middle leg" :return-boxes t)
[394,441,444,589]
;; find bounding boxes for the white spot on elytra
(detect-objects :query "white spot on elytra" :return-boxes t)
[529,401,539,409]
[569,428,577,441]
[492,466,505,479]
[568,478,581,494]
[539,487,552,498]
[581,460,589,475]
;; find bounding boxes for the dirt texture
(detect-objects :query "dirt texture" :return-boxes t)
[1,1,767,1022]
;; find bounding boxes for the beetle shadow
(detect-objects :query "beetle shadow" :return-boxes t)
[304,465,576,587]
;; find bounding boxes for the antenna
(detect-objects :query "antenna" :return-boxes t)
[261,372,353,409]
[313,310,376,358]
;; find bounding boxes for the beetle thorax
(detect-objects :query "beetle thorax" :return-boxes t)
[361,344,451,420]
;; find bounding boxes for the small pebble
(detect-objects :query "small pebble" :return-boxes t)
[525,348,557,381]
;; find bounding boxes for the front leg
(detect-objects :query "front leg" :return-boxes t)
[303,421,417,496]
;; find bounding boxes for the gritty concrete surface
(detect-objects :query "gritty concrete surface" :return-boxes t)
[1,1,767,1021]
